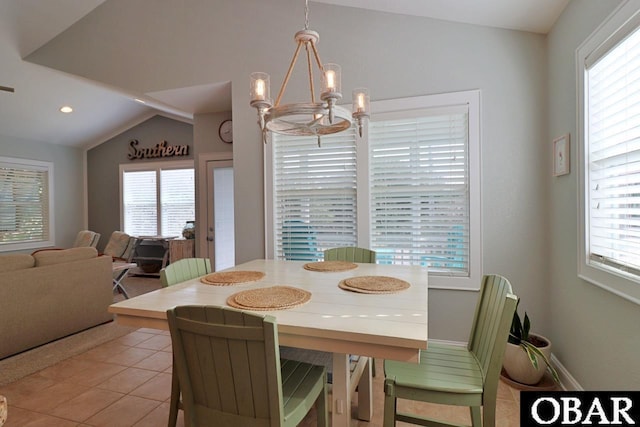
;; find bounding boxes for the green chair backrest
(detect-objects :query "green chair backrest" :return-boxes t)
[467,274,517,397]
[323,246,376,263]
[167,305,285,427]
[160,258,211,287]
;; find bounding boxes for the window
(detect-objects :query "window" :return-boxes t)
[266,90,481,290]
[369,105,471,276]
[578,1,640,304]
[120,161,194,237]
[0,156,54,252]
[270,131,358,261]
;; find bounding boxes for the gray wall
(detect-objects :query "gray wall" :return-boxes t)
[0,135,84,251]
[548,0,640,389]
[24,0,639,387]
[86,112,232,253]
[87,115,193,251]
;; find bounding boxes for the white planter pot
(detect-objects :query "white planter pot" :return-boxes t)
[503,334,551,385]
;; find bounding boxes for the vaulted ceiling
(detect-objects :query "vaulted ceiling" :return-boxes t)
[0,0,569,149]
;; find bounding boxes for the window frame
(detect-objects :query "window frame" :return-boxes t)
[577,0,640,305]
[265,90,482,290]
[119,160,194,237]
[368,92,482,290]
[0,156,55,252]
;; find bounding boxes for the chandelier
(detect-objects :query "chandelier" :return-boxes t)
[250,0,370,146]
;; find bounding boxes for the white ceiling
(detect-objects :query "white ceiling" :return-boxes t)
[0,0,569,149]
[317,0,570,34]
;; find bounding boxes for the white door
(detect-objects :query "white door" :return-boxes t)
[206,159,235,270]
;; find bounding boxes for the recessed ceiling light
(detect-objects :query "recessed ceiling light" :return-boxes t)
[60,106,73,113]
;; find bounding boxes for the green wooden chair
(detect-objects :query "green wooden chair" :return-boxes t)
[160,258,212,426]
[160,257,211,287]
[383,274,517,427]
[167,305,328,427]
[323,246,376,263]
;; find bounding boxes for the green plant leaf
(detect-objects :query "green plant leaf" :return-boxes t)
[520,341,560,384]
[510,299,523,344]
[523,312,531,341]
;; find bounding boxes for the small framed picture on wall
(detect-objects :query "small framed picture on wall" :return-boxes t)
[553,133,570,176]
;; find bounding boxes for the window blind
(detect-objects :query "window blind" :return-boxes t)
[0,160,51,246]
[160,168,195,236]
[123,170,158,236]
[369,107,470,275]
[122,165,195,237]
[587,25,640,276]
[273,130,358,261]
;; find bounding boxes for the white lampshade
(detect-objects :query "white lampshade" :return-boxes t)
[250,72,270,103]
[322,63,341,95]
[352,88,370,115]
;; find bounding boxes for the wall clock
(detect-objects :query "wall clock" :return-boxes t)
[219,119,233,143]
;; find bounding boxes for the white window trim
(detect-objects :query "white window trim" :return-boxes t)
[577,0,640,305]
[0,156,55,252]
[265,90,482,291]
[119,160,194,233]
[369,91,482,290]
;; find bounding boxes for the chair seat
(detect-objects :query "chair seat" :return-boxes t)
[385,342,483,401]
[281,359,327,426]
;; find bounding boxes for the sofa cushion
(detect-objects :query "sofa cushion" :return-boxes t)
[33,247,98,267]
[0,254,36,272]
[73,230,100,248]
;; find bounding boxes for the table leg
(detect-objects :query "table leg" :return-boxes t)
[332,353,351,427]
[112,269,131,299]
[357,357,373,421]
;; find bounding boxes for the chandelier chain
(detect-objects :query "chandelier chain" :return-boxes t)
[304,0,309,30]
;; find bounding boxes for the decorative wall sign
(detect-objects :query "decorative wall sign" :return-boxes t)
[553,134,570,176]
[127,139,189,160]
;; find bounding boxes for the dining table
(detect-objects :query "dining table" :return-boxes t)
[108,258,428,426]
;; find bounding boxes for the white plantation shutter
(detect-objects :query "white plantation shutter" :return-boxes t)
[273,129,358,261]
[123,170,157,236]
[586,25,640,277]
[122,161,194,237]
[369,106,469,275]
[266,91,480,287]
[160,168,195,236]
[0,157,53,250]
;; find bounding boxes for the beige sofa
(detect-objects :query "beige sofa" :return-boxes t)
[0,247,113,359]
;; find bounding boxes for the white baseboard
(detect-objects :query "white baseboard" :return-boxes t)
[551,354,583,391]
[429,338,466,347]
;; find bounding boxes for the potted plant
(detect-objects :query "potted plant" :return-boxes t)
[503,301,559,385]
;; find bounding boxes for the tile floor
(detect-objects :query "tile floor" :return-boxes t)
[1,326,521,426]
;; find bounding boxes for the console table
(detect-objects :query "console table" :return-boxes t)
[169,238,195,263]
[131,236,177,276]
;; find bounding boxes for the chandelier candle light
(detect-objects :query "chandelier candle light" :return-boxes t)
[250,0,370,146]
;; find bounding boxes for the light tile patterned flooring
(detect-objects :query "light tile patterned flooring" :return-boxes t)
[1,326,521,426]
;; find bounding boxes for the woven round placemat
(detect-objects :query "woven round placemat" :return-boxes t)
[303,261,358,272]
[339,275,411,294]
[200,270,265,286]
[227,286,311,311]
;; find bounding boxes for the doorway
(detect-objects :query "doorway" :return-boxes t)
[198,153,234,270]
